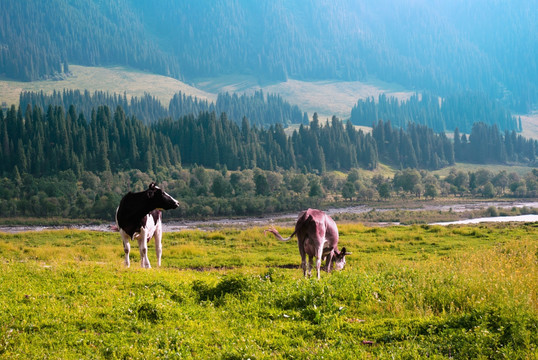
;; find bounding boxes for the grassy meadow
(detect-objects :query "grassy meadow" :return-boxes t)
[0,65,408,122]
[0,222,537,359]
[0,65,216,107]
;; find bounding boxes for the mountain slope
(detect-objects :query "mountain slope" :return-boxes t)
[0,0,536,111]
[0,0,179,80]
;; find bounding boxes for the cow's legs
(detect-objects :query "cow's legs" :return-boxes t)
[154,223,163,267]
[316,249,323,280]
[325,251,334,273]
[120,230,131,267]
[137,230,152,268]
[301,257,308,277]
[307,255,314,278]
[298,237,307,277]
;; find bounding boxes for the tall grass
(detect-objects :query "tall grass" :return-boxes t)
[0,223,536,359]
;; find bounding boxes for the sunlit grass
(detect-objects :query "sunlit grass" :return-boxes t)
[0,223,536,358]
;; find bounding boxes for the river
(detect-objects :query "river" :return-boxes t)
[0,200,536,233]
[432,214,538,225]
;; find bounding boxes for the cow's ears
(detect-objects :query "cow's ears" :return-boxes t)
[341,247,352,256]
[147,182,157,198]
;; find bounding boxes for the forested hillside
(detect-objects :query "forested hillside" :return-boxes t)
[1,104,536,179]
[1,103,536,219]
[351,93,520,133]
[0,0,179,81]
[1,0,536,112]
[0,105,376,175]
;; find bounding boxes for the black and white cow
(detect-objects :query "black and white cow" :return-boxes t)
[115,182,179,268]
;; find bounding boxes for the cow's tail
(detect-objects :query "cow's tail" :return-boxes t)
[265,212,314,242]
[264,227,296,242]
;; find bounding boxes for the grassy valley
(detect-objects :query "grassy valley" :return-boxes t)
[1,65,410,122]
[193,75,413,120]
[0,223,536,358]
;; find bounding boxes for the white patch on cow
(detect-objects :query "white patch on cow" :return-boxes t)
[134,214,163,269]
[117,209,164,269]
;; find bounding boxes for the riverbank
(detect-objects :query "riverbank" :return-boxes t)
[433,214,538,225]
[0,200,536,233]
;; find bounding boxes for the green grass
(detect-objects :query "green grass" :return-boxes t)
[0,65,216,107]
[0,223,537,359]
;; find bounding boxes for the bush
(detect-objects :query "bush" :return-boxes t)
[485,206,499,217]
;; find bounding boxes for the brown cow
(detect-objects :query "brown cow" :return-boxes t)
[265,208,349,279]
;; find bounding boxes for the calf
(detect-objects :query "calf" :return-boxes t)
[115,182,179,268]
[265,208,349,279]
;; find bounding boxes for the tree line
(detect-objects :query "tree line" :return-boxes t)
[372,119,536,169]
[351,93,519,133]
[1,104,536,180]
[19,89,305,127]
[341,168,538,202]
[0,104,179,176]
[152,112,378,173]
[372,120,454,170]
[0,104,376,176]
[0,163,536,220]
[455,124,536,164]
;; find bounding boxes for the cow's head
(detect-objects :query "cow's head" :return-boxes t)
[333,247,351,271]
[146,182,179,210]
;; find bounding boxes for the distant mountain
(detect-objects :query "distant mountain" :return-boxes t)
[0,0,536,111]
